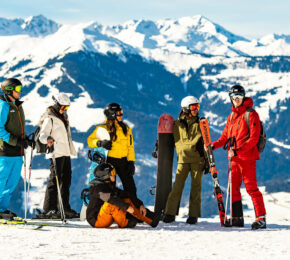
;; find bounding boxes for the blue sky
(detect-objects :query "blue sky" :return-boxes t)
[0,0,289,39]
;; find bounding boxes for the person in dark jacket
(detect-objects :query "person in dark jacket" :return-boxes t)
[86,162,160,228]
[0,78,32,219]
[163,96,208,225]
[211,85,266,230]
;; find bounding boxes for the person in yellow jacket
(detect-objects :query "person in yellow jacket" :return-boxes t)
[87,103,145,213]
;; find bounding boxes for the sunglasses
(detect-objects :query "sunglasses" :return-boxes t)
[116,110,123,116]
[60,105,69,111]
[6,85,23,93]
[189,104,200,111]
[230,94,244,100]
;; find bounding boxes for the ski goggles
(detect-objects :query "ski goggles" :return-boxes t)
[189,104,200,111]
[60,105,69,111]
[230,93,244,100]
[116,110,123,116]
[5,85,23,93]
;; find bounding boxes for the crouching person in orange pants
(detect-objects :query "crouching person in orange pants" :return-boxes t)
[86,162,160,228]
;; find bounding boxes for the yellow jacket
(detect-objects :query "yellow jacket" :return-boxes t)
[87,123,135,161]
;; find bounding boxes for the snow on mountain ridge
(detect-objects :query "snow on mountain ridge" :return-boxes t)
[0,15,60,37]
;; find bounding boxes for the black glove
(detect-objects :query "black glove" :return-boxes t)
[16,137,29,149]
[204,160,210,175]
[127,161,135,176]
[97,140,112,150]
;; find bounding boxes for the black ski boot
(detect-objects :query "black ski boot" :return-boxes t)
[163,214,175,223]
[186,217,198,225]
[125,213,138,228]
[35,209,60,219]
[146,209,161,228]
[0,210,17,220]
[251,216,266,230]
[224,217,244,227]
[64,209,80,219]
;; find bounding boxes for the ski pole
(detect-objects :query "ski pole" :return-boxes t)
[51,152,66,224]
[229,155,233,226]
[224,163,230,225]
[23,148,27,220]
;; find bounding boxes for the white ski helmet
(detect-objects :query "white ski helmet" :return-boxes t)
[53,93,71,106]
[181,96,199,112]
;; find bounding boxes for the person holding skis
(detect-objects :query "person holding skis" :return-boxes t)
[163,96,208,224]
[211,85,266,230]
[86,161,160,228]
[87,103,146,215]
[35,93,79,219]
[0,78,33,219]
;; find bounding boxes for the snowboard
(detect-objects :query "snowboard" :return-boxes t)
[80,127,110,221]
[153,114,175,214]
[199,117,226,226]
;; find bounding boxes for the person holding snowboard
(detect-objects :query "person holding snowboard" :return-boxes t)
[86,161,160,228]
[163,96,208,224]
[211,85,266,230]
[35,93,79,219]
[0,78,33,219]
[87,103,146,214]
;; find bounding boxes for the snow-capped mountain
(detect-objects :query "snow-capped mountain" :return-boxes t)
[0,15,289,217]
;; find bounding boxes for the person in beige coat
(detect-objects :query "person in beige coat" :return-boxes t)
[36,93,78,219]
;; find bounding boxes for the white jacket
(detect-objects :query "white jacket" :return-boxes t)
[39,110,77,159]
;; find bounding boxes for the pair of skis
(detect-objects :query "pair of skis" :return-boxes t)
[200,118,227,226]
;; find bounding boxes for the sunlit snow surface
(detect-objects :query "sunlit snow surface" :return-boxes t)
[0,185,289,260]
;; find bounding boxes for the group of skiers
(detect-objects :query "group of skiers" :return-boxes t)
[0,77,266,230]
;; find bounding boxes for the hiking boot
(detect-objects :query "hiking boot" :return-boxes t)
[186,217,198,225]
[251,216,266,230]
[64,209,80,219]
[0,210,17,220]
[224,217,244,227]
[163,214,175,223]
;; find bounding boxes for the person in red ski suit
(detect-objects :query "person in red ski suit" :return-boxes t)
[211,85,266,230]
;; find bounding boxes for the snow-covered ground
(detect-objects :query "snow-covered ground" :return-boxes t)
[1,187,289,260]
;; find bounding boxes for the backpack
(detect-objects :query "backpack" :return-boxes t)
[244,107,267,154]
[34,117,53,154]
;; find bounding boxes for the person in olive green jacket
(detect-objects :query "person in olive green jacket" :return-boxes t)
[0,78,32,219]
[163,96,208,224]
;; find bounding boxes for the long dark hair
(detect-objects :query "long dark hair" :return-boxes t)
[49,105,69,129]
[106,120,128,141]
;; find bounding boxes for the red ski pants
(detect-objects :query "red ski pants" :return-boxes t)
[229,158,266,217]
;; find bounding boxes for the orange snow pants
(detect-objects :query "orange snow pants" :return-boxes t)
[94,198,153,228]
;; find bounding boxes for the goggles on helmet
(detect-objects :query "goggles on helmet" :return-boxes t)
[230,93,244,100]
[5,85,22,93]
[60,105,69,111]
[189,104,200,111]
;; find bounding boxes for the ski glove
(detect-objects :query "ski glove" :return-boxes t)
[127,161,135,176]
[97,140,112,150]
[16,137,29,149]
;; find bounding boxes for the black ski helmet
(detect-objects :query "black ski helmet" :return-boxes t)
[1,78,22,96]
[104,103,122,120]
[229,85,245,98]
[93,162,116,182]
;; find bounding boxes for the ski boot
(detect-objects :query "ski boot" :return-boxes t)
[35,209,60,219]
[125,213,138,228]
[163,214,175,223]
[224,217,244,227]
[145,209,161,228]
[186,217,198,225]
[0,210,17,220]
[64,209,80,219]
[251,216,266,230]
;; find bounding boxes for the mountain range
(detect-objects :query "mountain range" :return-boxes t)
[0,14,289,217]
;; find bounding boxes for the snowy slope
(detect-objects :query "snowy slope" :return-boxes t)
[1,189,290,260]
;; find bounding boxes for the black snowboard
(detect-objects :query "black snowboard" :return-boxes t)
[153,114,175,213]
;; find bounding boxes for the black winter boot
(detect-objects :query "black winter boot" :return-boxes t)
[146,209,161,228]
[64,209,80,219]
[0,210,17,220]
[163,214,175,223]
[251,216,266,230]
[186,217,198,225]
[125,213,138,228]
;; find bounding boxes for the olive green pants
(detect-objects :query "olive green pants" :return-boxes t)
[165,162,203,217]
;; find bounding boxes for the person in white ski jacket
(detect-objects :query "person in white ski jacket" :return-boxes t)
[36,93,78,219]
